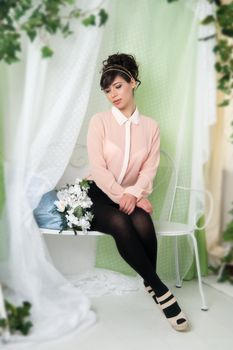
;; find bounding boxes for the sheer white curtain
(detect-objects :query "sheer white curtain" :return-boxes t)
[177,0,216,226]
[190,0,216,234]
[0,0,217,346]
[72,0,217,289]
[0,0,110,347]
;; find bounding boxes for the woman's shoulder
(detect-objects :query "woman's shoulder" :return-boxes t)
[89,110,110,124]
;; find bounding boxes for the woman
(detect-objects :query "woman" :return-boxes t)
[85,53,189,332]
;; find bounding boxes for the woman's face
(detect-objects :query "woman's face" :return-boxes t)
[103,75,136,110]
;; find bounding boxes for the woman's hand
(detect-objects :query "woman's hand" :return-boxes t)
[119,193,137,215]
[136,198,153,214]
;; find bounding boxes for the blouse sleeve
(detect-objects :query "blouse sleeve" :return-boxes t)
[123,123,160,201]
[86,114,125,203]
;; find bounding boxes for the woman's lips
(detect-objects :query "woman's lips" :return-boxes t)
[114,99,121,105]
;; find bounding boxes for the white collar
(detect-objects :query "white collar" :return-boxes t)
[111,106,140,126]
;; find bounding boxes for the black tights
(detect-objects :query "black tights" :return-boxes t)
[88,181,168,297]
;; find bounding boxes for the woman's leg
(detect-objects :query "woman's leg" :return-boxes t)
[88,182,187,328]
[90,201,168,297]
[129,206,157,271]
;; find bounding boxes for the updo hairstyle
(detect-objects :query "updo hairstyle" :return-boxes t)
[99,52,141,91]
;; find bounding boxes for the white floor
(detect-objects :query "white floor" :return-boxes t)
[33,277,233,350]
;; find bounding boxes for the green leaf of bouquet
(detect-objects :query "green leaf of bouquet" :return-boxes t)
[74,206,83,217]
[80,179,90,189]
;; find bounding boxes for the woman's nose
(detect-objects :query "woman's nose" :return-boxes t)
[110,90,117,99]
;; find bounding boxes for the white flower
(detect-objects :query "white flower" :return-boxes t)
[75,178,82,185]
[67,211,84,226]
[68,186,75,194]
[55,179,93,233]
[73,185,82,197]
[81,198,92,209]
[57,189,69,203]
[54,200,66,212]
[79,217,91,231]
[85,212,94,221]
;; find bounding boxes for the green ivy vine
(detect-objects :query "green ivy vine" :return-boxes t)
[0,0,108,62]
[0,299,33,336]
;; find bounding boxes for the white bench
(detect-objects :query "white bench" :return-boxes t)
[40,228,104,236]
[40,148,213,311]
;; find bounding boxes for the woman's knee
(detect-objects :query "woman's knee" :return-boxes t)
[110,210,133,232]
[131,206,152,224]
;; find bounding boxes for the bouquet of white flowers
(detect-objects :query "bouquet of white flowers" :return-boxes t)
[54,178,94,235]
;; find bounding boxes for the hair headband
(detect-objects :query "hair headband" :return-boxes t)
[102,64,134,80]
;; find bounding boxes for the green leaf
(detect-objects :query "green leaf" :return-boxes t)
[198,33,216,42]
[65,0,76,4]
[200,15,216,25]
[223,221,233,241]
[70,9,81,18]
[45,17,61,34]
[215,62,222,72]
[74,206,83,218]
[62,23,73,37]
[222,29,233,38]
[3,298,33,335]
[0,318,8,328]
[213,44,219,53]
[80,179,91,189]
[20,320,33,335]
[218,99,230,107]
[0,1,109,64]
[98,9,108,27]
[82,15,96,27]
[41,46,53,58]
[27,29,37,42]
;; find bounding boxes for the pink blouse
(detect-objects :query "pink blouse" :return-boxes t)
[84,105,160,204]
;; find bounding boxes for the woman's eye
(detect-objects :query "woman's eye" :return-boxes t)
[116,85,122,89]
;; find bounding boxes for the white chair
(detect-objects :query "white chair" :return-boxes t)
[151,150,213,311]
[40,146,213,311]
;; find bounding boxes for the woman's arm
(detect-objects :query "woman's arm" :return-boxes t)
[86,114,125,203]
[123,123,160,201]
